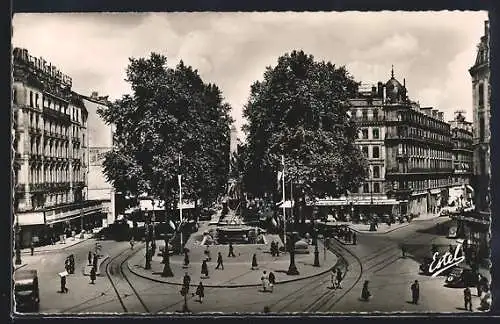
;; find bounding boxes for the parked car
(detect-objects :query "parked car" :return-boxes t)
[445,266,479,287]
[14,270,39,312]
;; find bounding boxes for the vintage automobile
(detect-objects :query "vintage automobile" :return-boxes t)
[14,270,40,312]
[444,266,479,287]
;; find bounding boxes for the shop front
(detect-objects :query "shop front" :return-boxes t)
[17,200,104,248]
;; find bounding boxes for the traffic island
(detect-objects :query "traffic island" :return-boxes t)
[127,239,338,288]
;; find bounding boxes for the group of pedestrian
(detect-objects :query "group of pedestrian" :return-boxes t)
[330,268,343,289]
[261,270,276,293]
[270,241,280,256]
[182,272,205,303]
[335,227,356,245]
[88,250,99,284]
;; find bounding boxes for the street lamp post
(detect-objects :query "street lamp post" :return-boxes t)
[144,209,151,270]
[286,232,299,275]
[313,222,320,267]
[161,234,174,277]
[80,209,85,239]
[15,213,22,265]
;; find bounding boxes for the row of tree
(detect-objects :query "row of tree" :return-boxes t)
[99,50,368,222]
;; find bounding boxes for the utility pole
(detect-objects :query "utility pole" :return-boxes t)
[178,154,183,251]
[282,155,286,249]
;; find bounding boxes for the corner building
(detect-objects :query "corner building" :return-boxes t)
[317,69,457,219]
[469,20,491,217]
[12,48,103,247]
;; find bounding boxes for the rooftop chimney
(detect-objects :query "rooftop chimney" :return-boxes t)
[432,109,438,118]
[438,112,444,121]
[91,91,98,98]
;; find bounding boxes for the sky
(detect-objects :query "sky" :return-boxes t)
[12,11,488,140]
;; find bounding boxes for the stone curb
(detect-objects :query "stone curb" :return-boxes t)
[21,235,93,255]
[127,249,340,289]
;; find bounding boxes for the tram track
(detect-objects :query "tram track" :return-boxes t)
[104,243,150,313]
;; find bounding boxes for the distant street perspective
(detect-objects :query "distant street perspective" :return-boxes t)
[12,12,492,314]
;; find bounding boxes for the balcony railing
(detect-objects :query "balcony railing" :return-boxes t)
[351,116,386,123]
[386,167,454,174]
[30,183,46,192]
[29,127,42,135]
[43,107,71,123]
[74,181,85,188]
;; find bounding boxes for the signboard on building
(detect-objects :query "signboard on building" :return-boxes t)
[89,148,110,165]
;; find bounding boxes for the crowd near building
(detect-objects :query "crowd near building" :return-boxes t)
[12,48,115,248]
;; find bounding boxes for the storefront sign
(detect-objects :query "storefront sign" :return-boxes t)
[16,212,44,226]
[89,148,110,165]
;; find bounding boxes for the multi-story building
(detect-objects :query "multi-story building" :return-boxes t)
[316,68,455,219]
[449,111,474,185]
[12,48,103,247]
[469,20,491,217]
[82,92,116,226]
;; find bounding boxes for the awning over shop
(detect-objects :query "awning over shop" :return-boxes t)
[465,185,474,192]
[16,211,45,226]
[429,189,441,194]
[313,199,398,206]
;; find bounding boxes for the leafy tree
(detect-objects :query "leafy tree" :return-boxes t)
[98,53,232,218]
[242,50,367,223]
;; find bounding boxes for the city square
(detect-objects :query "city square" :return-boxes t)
[12,11,492,314]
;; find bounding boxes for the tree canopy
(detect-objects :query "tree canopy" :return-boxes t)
[98,53,233,210]
[241,50,367,204]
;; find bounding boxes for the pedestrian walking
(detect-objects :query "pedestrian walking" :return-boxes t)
[401,244,407,258]
[268,271,276,288]
[215,252,224,270]
[251,253,259,270]
[464,287,473,311]
[88,251,93,265]
[90,267,96,284]
[352,232,357,245]
[69,255,75,274]
[65,258,71,273]
[60,275,68,293]
[204,245,212,261]
[195,282,205,303]
[478,275,488,297]
[30,242,34,256]
[336,268,343,289]
[270,241,276,256]
[201,260,209,278]
[330,268,336,289]
[449,244,454,255]
[93,254,98,269]
[130,239,135,250]
[361,280,371,301]
[411,280,420,304]
[184,250,190,267]
[261,270,269,292]
[228,242,236,257]
[183,272,191,294]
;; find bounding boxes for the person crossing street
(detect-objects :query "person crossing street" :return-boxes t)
[228,242,236,257]
[336,268,343,289]
[215,252,224,270]
[411,280,420,304]
[195,282,205,303]
[464,287,473,311]
[90,267,96,284]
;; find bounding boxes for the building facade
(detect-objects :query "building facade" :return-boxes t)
[449,111,474,187]
[82,92,116,226]
[469,20,491,216]
[12,48,103,247]
[317,68,459,219]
